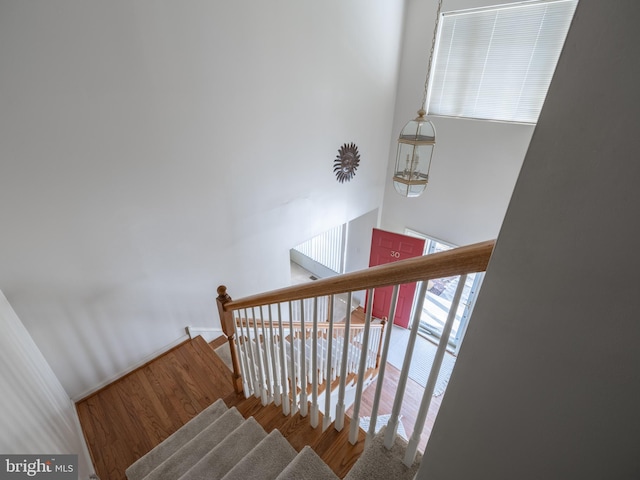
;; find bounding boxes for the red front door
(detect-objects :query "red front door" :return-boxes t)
[367,229,425,328]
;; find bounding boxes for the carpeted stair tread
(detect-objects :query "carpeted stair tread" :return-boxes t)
[220,429,297,480]
[126,398,228,480]
[141,407,244,480]
[178,417,267,480]
[344,426,421,480]
[275,446,340,480]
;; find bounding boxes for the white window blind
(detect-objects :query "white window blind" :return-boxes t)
[428,0,578,123]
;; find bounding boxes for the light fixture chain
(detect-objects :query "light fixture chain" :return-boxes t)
[421,0,444,112]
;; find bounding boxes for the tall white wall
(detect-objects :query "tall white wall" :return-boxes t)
[0,290,92,478]
[344,208,380,305]
[381,0,535,245]
[345,209,379,275]
[0,1,405,398]
[419,1,640,478]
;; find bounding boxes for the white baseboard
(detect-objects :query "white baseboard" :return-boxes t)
[186,326,224,343]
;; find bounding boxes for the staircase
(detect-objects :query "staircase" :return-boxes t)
[121,240,494,480]
[233,304,385,423]
[125,398,421,480]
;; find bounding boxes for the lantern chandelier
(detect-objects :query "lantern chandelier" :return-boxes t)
[393,0,443,198]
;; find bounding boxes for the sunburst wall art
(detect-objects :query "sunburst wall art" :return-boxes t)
[333,142,361,183]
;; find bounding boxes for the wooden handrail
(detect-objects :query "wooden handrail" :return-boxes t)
[221,239,494,312]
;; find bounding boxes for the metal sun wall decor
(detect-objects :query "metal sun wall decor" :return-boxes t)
[333,142,360,183]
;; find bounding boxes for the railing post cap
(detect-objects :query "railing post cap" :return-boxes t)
[217,285,227,296]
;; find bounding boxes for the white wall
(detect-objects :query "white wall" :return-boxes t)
[381,0,535,245]
[344,208,380,305]
[0,290,92,478]
[0,1,405,398]
[419,1,640,478]
[345,209,379,275]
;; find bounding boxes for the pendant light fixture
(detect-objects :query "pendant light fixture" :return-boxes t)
[393,0,443,198]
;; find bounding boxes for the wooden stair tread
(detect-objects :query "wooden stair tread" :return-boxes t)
[209,334,228,350]
[189,336,237,394]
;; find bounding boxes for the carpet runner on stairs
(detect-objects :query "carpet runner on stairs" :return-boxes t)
[126,398,422,480]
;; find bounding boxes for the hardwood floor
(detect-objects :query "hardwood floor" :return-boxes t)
[348,306,445,452]
[77,334,445,479]
[347,362,443,453]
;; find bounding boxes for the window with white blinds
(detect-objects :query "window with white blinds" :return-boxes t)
[428,0,578,124]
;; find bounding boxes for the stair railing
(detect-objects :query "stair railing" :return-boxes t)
[230,299,386,416]
[217,239,494,462]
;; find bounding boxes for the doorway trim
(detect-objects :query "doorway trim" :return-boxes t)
[404,229,484,355]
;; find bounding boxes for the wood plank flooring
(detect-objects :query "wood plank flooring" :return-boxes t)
[346,362,443,453]
[348,307,446,452]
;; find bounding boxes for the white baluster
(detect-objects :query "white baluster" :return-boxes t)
[271,325,280,387]
[349,288,373,444]
[404,275,467,466]
[366,327,374,369]
[252,307,268,405]
[337,327,345,379]
[311,297,319,428]
[299,299,308,417]
[288,302,298,415]
[384,281,429,449]
[370,327,381,368]
[320,296,328,322]
[242,308,259,399]
[334,292,353,432]
[237,310,252,395]
[267,304,281,406]
[332,328,340,382]
[367,285,399,444]
[365,326,372,368]
[259,306,274,403]
[351,327,361,373]
[318,327,326,385]
[233,311,251,398]
[323,295,335,430]
[277,303,290,416]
